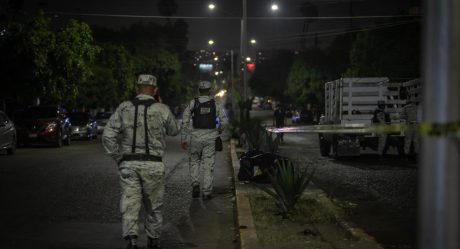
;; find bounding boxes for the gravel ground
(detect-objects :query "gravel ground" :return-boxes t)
[278,132,418,249]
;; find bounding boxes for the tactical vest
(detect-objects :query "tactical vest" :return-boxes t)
[192,98,217,129]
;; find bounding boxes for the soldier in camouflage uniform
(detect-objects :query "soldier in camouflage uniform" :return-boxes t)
[180,81,227,200]
[372,101,391,156]
[400,100,419,158]
[102,74,179,249]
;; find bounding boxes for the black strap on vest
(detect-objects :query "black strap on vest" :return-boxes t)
[121,154,162,162]
[130,98,156,154]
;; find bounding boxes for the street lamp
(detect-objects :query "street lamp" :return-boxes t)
[245,57,252,62]
[214,56,219,61]
[205,1,275,116]
[208,39,215,45]
[208,3,216,10]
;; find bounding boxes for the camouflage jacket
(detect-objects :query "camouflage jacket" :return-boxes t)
[102,94,179,163]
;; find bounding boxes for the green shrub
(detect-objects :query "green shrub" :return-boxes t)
[257,159,316,218]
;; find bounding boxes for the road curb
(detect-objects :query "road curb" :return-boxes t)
[230,138,383,249]
[230,140,262,249]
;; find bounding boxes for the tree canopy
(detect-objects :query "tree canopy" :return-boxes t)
[1,7,191,111]
[345,21,421,78]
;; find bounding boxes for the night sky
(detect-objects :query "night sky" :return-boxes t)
[22,0,417,53]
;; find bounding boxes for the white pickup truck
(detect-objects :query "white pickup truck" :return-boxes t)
[318,77,407,157]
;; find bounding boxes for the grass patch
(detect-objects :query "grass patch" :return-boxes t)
[249,189,336,249]
[249,186,383,249]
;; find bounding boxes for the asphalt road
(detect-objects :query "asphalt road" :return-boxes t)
[0,134,236,249]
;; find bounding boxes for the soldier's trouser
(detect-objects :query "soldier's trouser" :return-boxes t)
[378,134,390,155]
[404,127,419,155]
[119,161,165,239]
[189,137,216,195]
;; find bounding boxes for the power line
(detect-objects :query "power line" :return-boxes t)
[271,19,419,39]
[260,19,419,44]
[49,11,420,21]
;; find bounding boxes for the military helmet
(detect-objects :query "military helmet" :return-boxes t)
[137,74,157,86]
[198,81,212,90]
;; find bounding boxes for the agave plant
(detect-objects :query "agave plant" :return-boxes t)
[257,158,316,218]
[240,117,265,150]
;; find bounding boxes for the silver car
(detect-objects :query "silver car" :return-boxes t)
[94,112,112,134]
[69,112,98,140]
[0,111,17,155]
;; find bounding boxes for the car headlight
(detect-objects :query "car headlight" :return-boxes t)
[45,122,57,132]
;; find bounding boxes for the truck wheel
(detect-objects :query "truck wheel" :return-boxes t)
[332,135,340,158]
[319,134,331,156]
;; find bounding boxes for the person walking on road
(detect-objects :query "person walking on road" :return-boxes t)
[102,74,179,249]
[180,81,227,200]
[273,104,286,142]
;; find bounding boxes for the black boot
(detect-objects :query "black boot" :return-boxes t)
[148,237,161,249]
[202,194,213,200]
[192,185,200,198]
[125,235,138,249]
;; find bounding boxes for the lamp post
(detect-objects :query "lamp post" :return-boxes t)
[207,1,279,118]
[241,0,248,101]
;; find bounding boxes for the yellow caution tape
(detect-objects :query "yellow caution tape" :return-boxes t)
[418,122,460,137]
[267,122,460,138]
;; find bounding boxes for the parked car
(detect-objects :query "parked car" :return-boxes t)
[69,112,98,140]
[94,112,112,134]
[16,105,71,147]
[0,111,17,155]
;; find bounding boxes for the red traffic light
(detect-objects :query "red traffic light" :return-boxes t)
[246,63,256,72]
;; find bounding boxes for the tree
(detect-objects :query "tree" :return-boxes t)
[78,44,135,109]
[345,21,421,78]
[49,19,99,106]
[285,57,324,107]
[0,11,54,105]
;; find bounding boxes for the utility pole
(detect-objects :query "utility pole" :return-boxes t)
[420,0,460,249]
[230,49,234,92]
[240,0,247,101]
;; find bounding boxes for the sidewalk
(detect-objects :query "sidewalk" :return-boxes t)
[171,141,236,249]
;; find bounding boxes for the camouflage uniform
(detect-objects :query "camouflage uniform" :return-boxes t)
[401,102,419,155]
[102,75,179,242]
[372,102,391,155]
[181,82,227,197]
